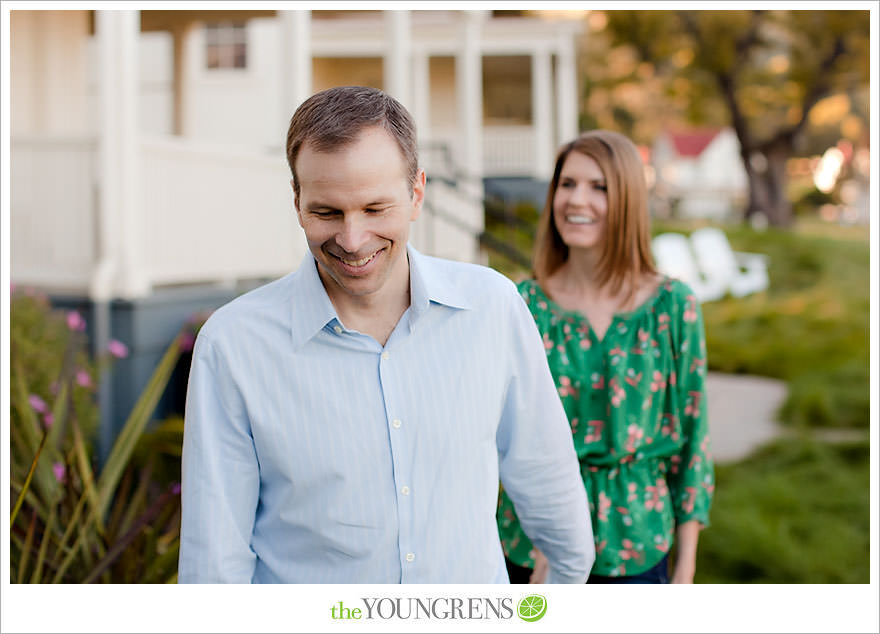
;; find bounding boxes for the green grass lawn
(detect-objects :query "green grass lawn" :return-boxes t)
[695,437,870,583]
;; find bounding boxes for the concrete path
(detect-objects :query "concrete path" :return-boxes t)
[704,371,787,464]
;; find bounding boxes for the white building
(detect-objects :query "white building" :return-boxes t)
[8,8,585,450]
[651,127,748,221]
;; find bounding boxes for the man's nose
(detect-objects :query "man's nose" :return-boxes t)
[335,215,370,253]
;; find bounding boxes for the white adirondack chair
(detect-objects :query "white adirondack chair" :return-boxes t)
[689,227,769,298]
[651,232,727,303]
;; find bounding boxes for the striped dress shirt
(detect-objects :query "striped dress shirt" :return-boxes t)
[179,245,593,583]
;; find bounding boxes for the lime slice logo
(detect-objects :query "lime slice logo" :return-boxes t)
[517,594,547,622]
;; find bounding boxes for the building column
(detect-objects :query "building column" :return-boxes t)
[280,10,312,131]
[171,22,196,136]
[412,50,431,144]
[384,10,412,108]
[555,30,579,150]
[456,11,483,189]
[531,47,554,180]
[93,9,146,463]
[94,10,148,301]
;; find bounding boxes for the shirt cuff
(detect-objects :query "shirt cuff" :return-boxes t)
[546,567,588,584]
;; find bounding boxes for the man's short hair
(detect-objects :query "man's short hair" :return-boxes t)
[286,86,419,196]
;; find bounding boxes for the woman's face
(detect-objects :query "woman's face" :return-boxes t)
[552,151,608,252]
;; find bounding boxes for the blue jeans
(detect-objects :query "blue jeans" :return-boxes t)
[505,553,670,584]
[587,553,670,584]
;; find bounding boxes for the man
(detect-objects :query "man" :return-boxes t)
[179,86,593,583]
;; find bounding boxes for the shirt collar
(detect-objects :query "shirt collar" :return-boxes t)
[289,252,340,351]
[288,245,472,350]
[407,244,472,318]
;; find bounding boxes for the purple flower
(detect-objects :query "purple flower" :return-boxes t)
[171,483,182,495]
[75,369,93,388]
[180,331,195,353]
[52,462,66,483]
[43,413,55,429]
[108,339,129,359]
[29,394,48,414]
[66,311,86,332]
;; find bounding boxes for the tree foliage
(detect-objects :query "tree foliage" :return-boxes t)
[582,10,869,225]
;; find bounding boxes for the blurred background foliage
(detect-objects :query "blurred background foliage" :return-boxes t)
[578,9,869,227]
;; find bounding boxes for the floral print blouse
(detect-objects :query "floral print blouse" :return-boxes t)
[497,278,715,577]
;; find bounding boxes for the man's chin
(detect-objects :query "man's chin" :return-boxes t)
[320,267,382,298]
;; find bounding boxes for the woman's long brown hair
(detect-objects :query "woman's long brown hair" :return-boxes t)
[532,129,656,303]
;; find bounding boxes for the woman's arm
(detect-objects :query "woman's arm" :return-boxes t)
[671,519,702,583]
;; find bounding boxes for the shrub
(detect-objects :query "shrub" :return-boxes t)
[9,289,198,583]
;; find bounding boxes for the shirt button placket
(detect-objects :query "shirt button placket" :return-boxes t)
[380,348,414,578]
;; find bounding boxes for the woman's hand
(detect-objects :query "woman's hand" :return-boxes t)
[671,559,696,584]
[529,549,549,584]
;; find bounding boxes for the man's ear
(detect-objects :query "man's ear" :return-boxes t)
[410,169,426,222]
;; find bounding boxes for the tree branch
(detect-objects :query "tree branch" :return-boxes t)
[760,33,847,152]
[680,11,763,153]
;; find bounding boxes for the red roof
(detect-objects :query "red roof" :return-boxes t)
[668,129,721,157]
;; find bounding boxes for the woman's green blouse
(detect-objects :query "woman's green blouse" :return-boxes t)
[497,278,715,577]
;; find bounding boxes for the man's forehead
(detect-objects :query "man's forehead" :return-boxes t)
[298,132,406,177]
[300,125,395,155]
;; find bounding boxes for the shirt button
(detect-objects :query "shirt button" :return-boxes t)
[381,351,390,361]
[333,325,343,334]
[405,553,415,563]
[401,485,410,495]
[392,419,402,428]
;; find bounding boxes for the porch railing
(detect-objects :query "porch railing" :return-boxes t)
[140,136,305,288]
[11,130,534,296]
[11,136,99,291]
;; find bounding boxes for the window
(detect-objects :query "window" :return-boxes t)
[205,22,247,69]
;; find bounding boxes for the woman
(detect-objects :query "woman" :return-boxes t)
[497,130,714,584]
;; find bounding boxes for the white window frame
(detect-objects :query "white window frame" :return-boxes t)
[204,22,248,70]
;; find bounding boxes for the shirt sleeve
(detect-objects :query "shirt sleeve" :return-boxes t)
[178,332,260,583]
[496,287,595,584]
[668,290,715,527]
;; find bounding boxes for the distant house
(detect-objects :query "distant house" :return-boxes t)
[651,127,748,220]
[9,9,584,450]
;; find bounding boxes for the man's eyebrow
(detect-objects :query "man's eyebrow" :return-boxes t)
[307,199,395,210]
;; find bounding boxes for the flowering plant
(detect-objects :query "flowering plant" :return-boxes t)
[9,289,200,583]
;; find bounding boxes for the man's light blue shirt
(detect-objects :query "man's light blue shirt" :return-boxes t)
[179,245,593,583]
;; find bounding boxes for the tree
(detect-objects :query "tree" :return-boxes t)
[586,10,869,226]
